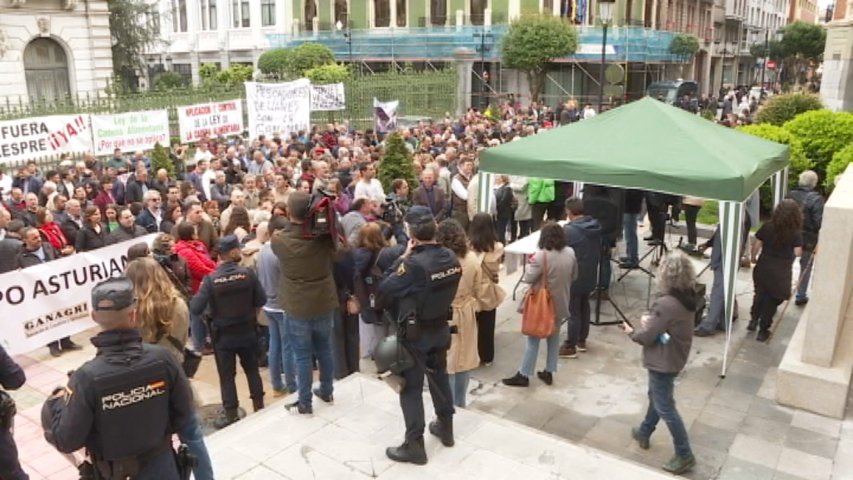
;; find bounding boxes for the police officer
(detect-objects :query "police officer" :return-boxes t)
[191,234,266,429]
[377,206,462,465]
[41,277,195,480]
[1,344,27,480]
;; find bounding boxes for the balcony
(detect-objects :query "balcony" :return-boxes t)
[197,31,221,52]
[267,25,685,64]
[228,29,256,50]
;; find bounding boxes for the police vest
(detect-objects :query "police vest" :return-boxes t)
[408,245,462,325]
[207,263,257,330]
[90,345,172,462]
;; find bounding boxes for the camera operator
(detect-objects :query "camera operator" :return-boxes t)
[375,206,462,465]
[1,344,27,480]
[385,178,411,245]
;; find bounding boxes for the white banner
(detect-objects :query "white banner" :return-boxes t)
[245,80,311,139]
[373,98,399,134]
[0,235,156,355]
[177,99,244,143]
[91,110,170,156]
[310,83,346,112]
[0,114,93,165]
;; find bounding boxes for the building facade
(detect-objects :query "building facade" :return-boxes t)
[788,0,817,23]
[0,0,113,107]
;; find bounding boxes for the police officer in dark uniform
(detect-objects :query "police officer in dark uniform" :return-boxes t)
[41,277,195,480]
[1,344,27,480]
[191,234,266,429]
[377,206,462,465]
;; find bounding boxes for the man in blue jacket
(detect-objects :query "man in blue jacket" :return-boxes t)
[560,197,602,358]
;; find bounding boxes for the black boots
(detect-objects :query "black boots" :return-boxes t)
[214,408,239,429]
[252,398,265,412]
[386,437,427,465]
[429,416,454,447]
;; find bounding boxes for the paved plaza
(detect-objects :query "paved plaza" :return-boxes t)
[7,236,853,479]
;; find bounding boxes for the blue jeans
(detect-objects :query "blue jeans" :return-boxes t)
[638,370,693,458]
[448,372,470,408]
[285,311,335,408]
[266,310,297,393]
[178,415,213,480]
[796,249,813,301]
[519,322,561,377]
[190,310,208,351]
[623,213,639,263]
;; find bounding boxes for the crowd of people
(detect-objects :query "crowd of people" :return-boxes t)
[0,92,826,479]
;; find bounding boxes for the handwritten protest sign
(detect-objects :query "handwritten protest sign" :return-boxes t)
[0,114,93,165]
[177,99,244,143]
[91,110,170,156]
[374,98,399,133]
[245,80,311,139]
[310,83,346,111]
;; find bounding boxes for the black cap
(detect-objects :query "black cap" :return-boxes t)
[91,277,136,311]
[404,205,435,226]
[218,234,241,253]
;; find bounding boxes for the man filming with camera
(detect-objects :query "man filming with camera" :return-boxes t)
[375,206,462,465]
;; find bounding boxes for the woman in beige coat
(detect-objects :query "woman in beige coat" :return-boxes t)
[469,212,506,365]
[436,219,482,408]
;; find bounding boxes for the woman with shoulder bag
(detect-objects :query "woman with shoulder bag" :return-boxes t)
[503,222,577,387]
[353,223,390,359]
[125,257,215,480]
[469,213,505,366]
[436,219,481,407]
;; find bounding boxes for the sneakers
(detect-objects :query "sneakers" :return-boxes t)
[631,427,650,450]
[285,401,313,415]
[313,388,334,404]
[428,417,454,447]
[795,297,809,306]
[747,318,758,332]
[577,341,587,353]
[386,437,428,465]
[536,370,553,386]
[662,454,696,474]
[756,330,770,342]
[559,345,578,358]
[59,339,83,351]
[501,372,529,387]
[49,344,62,357]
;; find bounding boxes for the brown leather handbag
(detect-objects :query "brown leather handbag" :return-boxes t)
[521,252,556,338]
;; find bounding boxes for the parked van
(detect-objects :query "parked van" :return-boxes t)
[646,80,700,105]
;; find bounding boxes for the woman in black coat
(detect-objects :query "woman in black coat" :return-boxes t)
[75,205,109,252]
[749,199,803,342]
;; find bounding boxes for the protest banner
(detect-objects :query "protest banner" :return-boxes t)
[245,80,311,139]
[310,83,346,111]
[0,235,156,356]
[0,114,93,165]
[177,99,245,143]
[373,98,399,133]
[91,110,170,156]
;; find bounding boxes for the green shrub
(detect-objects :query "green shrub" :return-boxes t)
[216,64,254,86]
[290,43,336,77]
[826,144,853,189]
[150,142,174,178]
[257,48,293,78]
[783,110,853,180]
[305,63,350,84]
[152,71,186,90]
[755,93,823,126]
[378,133,418,195]
[738,123,813,212]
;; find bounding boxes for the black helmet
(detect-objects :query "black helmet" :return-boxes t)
[374,335,415,375]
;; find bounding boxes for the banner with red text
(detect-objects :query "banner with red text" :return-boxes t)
[91,110,170,156]
[0,114,93,165]
[0,235,156,355]
[177,99,245,143]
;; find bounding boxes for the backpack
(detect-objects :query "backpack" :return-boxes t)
[353,250,388,324]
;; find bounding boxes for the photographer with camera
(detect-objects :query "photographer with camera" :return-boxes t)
[385,179,411,245]
[1,344,27,480]
[374,206,462,465]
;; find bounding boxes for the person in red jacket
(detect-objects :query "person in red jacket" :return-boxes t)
[174,221,217,354]
[35,207,73,256]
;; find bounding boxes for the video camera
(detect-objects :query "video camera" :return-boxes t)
[382,195,407,225]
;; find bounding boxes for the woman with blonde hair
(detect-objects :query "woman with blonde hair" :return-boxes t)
[436,219,481,408]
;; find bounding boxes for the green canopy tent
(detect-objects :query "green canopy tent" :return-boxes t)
[477,97,791,376]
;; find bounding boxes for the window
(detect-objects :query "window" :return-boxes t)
[262,0,276,26]
[375,0,390,27]
[24,38,70,103]
[305,0,318,30]
[232,0,250,28]
[172,0,188,32]
[335,0,349,26]
[430,0,447,25]
[396,0,406,26]
[201,0,217,30]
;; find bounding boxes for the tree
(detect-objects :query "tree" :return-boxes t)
[780,21,827,86]
[150,143,175,178]
[109,0,163,90]
[305,64,350,84]
[501,15,578,103]
[783,110,853,180]
[257,48,294,79]
[378,133,418,195]
[152,71,186,91]
[669,34,700,62]
[755,93,823,126]
[749,39,786,61]
[290,43,336,77]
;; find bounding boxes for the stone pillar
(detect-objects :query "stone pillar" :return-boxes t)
[777,165,853,419]
[456,9,464,30]
[819,18,853,112]
[453,48,476,116]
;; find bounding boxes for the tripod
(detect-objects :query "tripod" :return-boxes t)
[593,242,629,325]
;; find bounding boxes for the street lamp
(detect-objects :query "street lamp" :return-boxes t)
[597,0,615,113]
[336,20,353,71]
[473,29,494,111]
[758,28,784,98]
[715,40,732,95]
